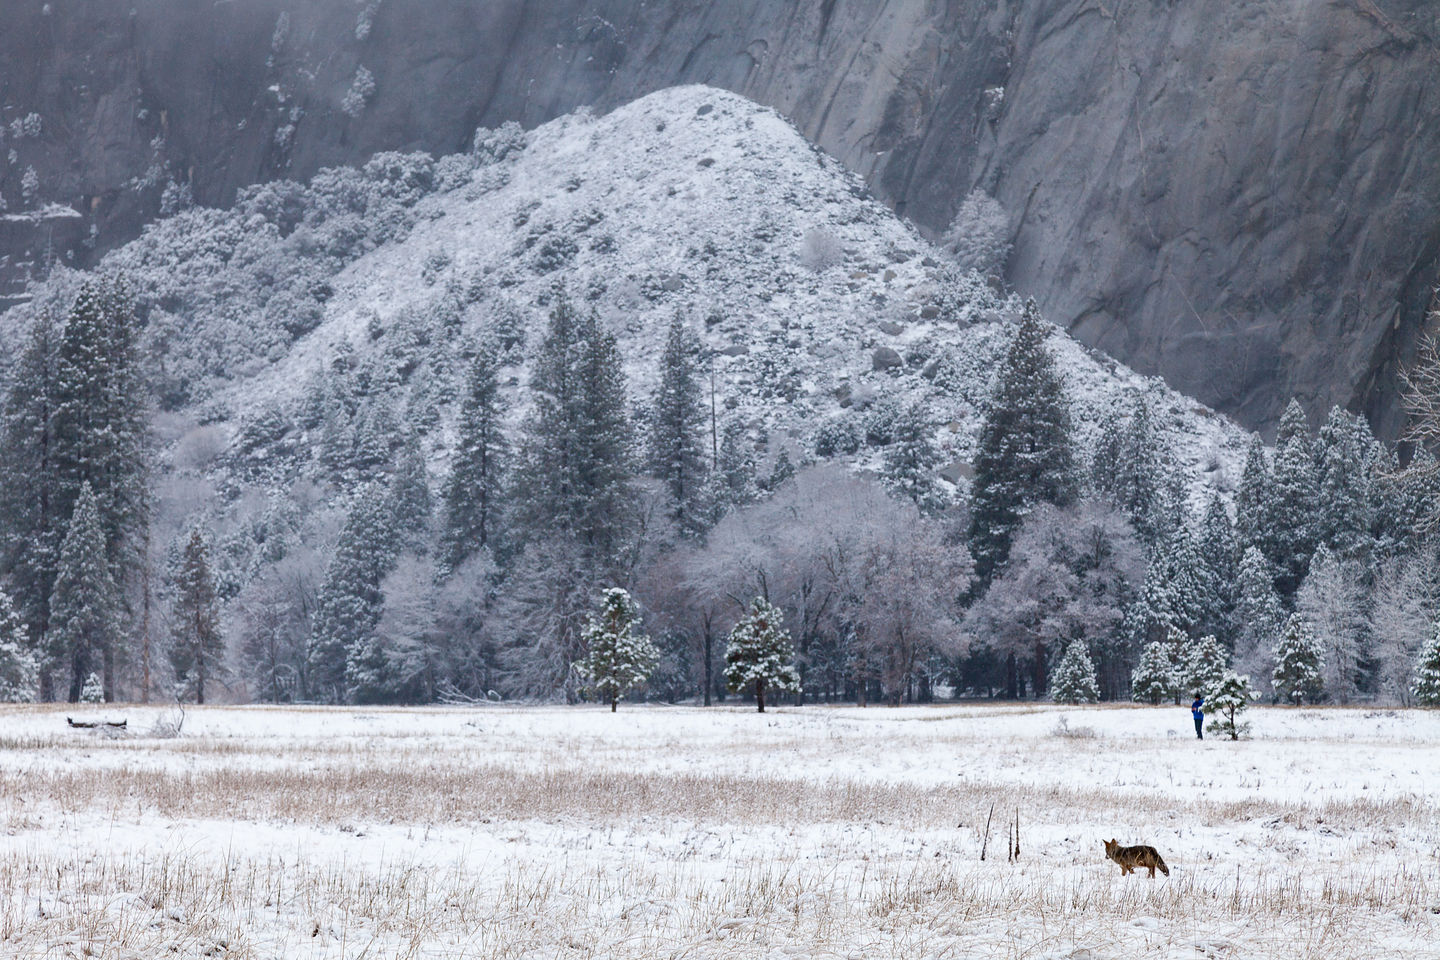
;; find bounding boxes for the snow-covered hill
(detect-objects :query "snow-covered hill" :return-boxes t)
[7,85,1251,524]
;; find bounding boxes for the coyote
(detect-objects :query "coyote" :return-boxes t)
[1103,839,1170,877]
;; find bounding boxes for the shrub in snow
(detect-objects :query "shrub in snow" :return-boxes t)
[471,121,527,166]
[798,227,844,273]
[341,66,376,118]
[80,673,105,704]
[1412,623,1440,707]
[812,416,862,457]
[574,588,659,711]
[1049,640,1100,705]
[1205,671,1257,740]
[942,189,1011,277]
[1178,634,1227,701]
[1271,614,1325,705]
[1130,640,1174,705]
[0,590,37,702]
[724,597,800,713]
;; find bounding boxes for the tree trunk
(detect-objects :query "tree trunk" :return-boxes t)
[610,692,617,712]
[755,677,765,713]
[702,613,713,707]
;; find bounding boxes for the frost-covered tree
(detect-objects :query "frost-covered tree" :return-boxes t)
[1194,492,1239,644]
[1271,615,1324,706]
[968,300,1076,586]
[1234,547,1284,682]
[648,314,709,538]
[49,484,121,702]
[1315,407,1373,562]
[168,528,225,704]
[1369,553,1440,704]
[712,418,758,514]
[388,433,432,554]
[942,189,1011,276]
[724,597,800,713]
[1206,671,1258,740]
[0,589,38,702]
[1233,435,1272,555]
[1178,634,1227,701]
[882,402,945,513]
[1130,640,1174,705]
[440,345,507,569]
[1049,640,1100,704]
[1110,397,1164,544]
[1412,624,1440,707]
[1268,400,1319,597]
[1295,545,1366,703]
[79,672,104,704]
[574,588,659,711]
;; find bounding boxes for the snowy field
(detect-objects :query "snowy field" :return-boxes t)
[0,703,1436,959]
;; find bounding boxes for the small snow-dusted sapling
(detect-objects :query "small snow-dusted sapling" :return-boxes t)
[1050,640,1100,705]
[1412,623,1440,707]
[1206,671,1258,740]
[574,588,659,711]
[1271,614,1325,706]
[1130,640,1174,705]
[1179,634,1227,702]
[724,597,800,713]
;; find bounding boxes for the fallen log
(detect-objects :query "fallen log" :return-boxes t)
[66,717,127,729]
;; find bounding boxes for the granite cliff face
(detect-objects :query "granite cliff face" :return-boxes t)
[1,0,1436,435]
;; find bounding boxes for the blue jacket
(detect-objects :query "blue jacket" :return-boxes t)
[1191,698,1204,718]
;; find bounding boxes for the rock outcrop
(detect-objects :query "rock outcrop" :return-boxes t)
[1,0,1436,434]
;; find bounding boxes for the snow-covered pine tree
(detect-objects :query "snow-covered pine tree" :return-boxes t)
[389,433,433,554]
[0,311,62,697]
[309,485,400,702]
[1412,624,1440,707]
[1206,671,1258,740]
[1114,397,1163,544]
[574,587,659,711]
[80,672,104,703]
[1049,640,1100,704]
[1315,407,1373,562]
[1178,633,1227,701]
[1089,411,1124,498]
[1271,614,1325,705]
[0,588,38,702]
[713,418,757,514]
[968,299,1076,586]
[168,527,225,704]
[1130,523,1203,648]
[1234,546,1284,680]
[1130,640,1174,705]
[1295,545,1365,703]
[1267,399,1319,598]
[1194,492,1239,645]
[883,402,945,513]
[648,313,709,538]
[49,484,121,703]
[724,597,801,713]
[1233,435,1272,555]
[439,344,507,569]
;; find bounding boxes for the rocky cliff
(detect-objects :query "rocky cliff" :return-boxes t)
[1,0,1436,435]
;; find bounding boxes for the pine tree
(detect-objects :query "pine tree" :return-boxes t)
[1049,640,1100,704]
[714,418,757,512]
[1089,411,1124,499]
[1178,634,1227,701]
[1206,671,1258,740]
[1130,640,1174,705]
[1233,435,1272,554]
[724,597,801,713]
[1271,614,1325,705]
[79,672,104,703]
[440,345,507,568]
[1114,397,1163,543]
[648,314,709,538]
[389,433,433,554]
[49,484,121,702]
[883,403,945,513]
[968,300,1076,585]
[1295,545,1366,703]
[0,589,38,702]
[1412,624,1440,707]
[1234,546,1284,677]
[309,486,400,702]
[574,588,659,711]
[1194,492,1239,644]
[1315,407,1373,562]
[168,528,224,704]
[1268,399,1319,597]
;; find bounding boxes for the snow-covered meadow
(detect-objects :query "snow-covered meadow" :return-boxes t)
[0,702,1436,959]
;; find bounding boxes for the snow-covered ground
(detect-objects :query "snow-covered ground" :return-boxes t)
[0,703,1435,958]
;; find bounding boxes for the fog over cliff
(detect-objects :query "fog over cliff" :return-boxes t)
[2,0,1437,435]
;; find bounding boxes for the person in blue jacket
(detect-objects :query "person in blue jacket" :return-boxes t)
[1191,695,1204,740]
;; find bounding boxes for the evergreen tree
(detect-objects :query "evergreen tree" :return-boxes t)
[1271,614,1325,705]
[389,433,433,554]
[883,403,945,513]
[49,484,121,702]
[440,345,507,568]
[1178,634,1227,701]
[309,486,400,702]
[1412,624,1440,707]
[1295,545,1366,703]
[0,311,63,695]
[1130,640,1174,705]
[1114,397,1164,543]
[724,597,801,713]
[1268,399,1319,597]
[1049,640,1100,704]
[968,300,1076,585]
[648,314,709,538]
[0,589,38,702]
[1089,411,1123,499]
[1315,407,1373,562]
[713,418,757,512]
[574,587,659,711]
[1234,547,1284,680]
[1233,435,1272,554]
[1130,523,1203,647]
[1206,671,1258,740]
[168,528,224,704]
[1194,492,1239,644]
[79,672,104,703]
